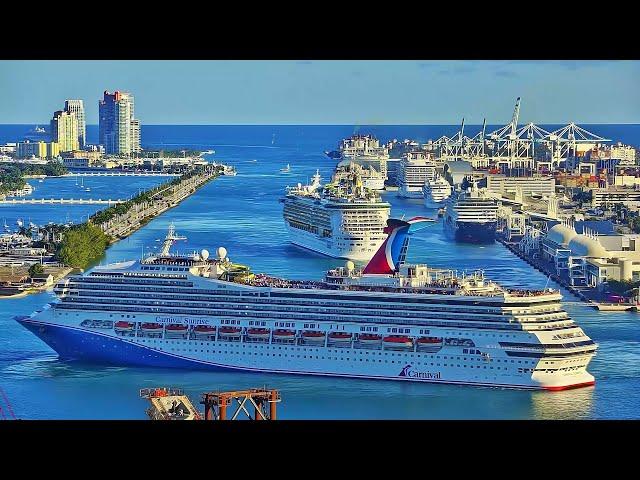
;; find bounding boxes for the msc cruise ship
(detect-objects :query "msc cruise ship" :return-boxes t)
[397,151,437,199]
[16,220,597,391]
[281,169,390,261]
[444,183,499,243]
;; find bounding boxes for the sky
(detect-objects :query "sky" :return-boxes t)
[1,60,639,125]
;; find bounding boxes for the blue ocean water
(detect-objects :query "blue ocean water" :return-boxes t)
[1,124,639,419]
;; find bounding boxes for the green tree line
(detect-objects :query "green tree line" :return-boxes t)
[55,223,111,269]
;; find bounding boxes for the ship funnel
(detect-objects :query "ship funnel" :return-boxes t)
[363,217,433,275]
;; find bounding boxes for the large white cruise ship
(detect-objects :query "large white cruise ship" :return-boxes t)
[16,220,597,391]
[444,182,499,243]
[397,151,436,198]
[335,159,385,191]
[281,169,390,261]
[423,174,452,208]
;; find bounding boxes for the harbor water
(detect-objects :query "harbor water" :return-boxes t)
[1,125,639,419]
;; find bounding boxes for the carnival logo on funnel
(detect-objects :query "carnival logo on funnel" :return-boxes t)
[398,364,441,380]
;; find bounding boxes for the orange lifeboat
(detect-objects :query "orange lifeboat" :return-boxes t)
[383,335,413,349]
[328,332,352,344]
[165,324,188,337]
[114,321,134,333]
[302,331,325,343]
[417,337,443,344]
[272,329,296,340]
[193,325,216,337]
[219,326,242,337]
[141,322,163,333]
[247,328,271,340]
[358,333,382,344]
[416,336,443,351]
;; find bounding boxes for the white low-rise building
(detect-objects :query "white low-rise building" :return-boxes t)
[543,221,640,288]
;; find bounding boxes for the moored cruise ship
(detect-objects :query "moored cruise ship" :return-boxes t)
[397,151,436,198]
[335,159,385,191]
[444,183,499,243]
[16,220,597,391]
[423,174,452,208]
[281,169,390,260]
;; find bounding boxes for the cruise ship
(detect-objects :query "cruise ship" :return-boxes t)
[423,174,452,208]
[281,169,390,260]
[331,135,390,182]
[397,151,436,199]
[444,183,499,243]
[16,220,597,391]
[335,160,385,191]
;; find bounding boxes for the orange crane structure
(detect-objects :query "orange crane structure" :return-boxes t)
[201,388,281,420]
[140,386,281,420]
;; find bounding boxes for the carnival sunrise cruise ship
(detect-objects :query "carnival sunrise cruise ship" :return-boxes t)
[16,220,597,391]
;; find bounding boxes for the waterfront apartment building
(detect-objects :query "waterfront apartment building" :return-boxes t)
[16,141,60,159]
[50,110,79,153]
[64,100,86,149]
[99,91,141,155]
[486,175,556,197]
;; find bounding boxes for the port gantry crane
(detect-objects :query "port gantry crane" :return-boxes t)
[438,97,612,171]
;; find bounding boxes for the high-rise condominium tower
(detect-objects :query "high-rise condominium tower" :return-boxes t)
[98,91,141,155]
[64,99,86,148]
[50,110,79,152]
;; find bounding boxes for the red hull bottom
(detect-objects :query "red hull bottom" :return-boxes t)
[543,380,595,391]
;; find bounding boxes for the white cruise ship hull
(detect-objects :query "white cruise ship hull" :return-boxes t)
[287,224,384,261]
[17,312,596,391]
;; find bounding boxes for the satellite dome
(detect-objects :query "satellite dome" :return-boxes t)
[201,249,210,260]
[217,246,227,260]
[346,260,355,271]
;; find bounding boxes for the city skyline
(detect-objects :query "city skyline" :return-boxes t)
[1,60,639,125]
